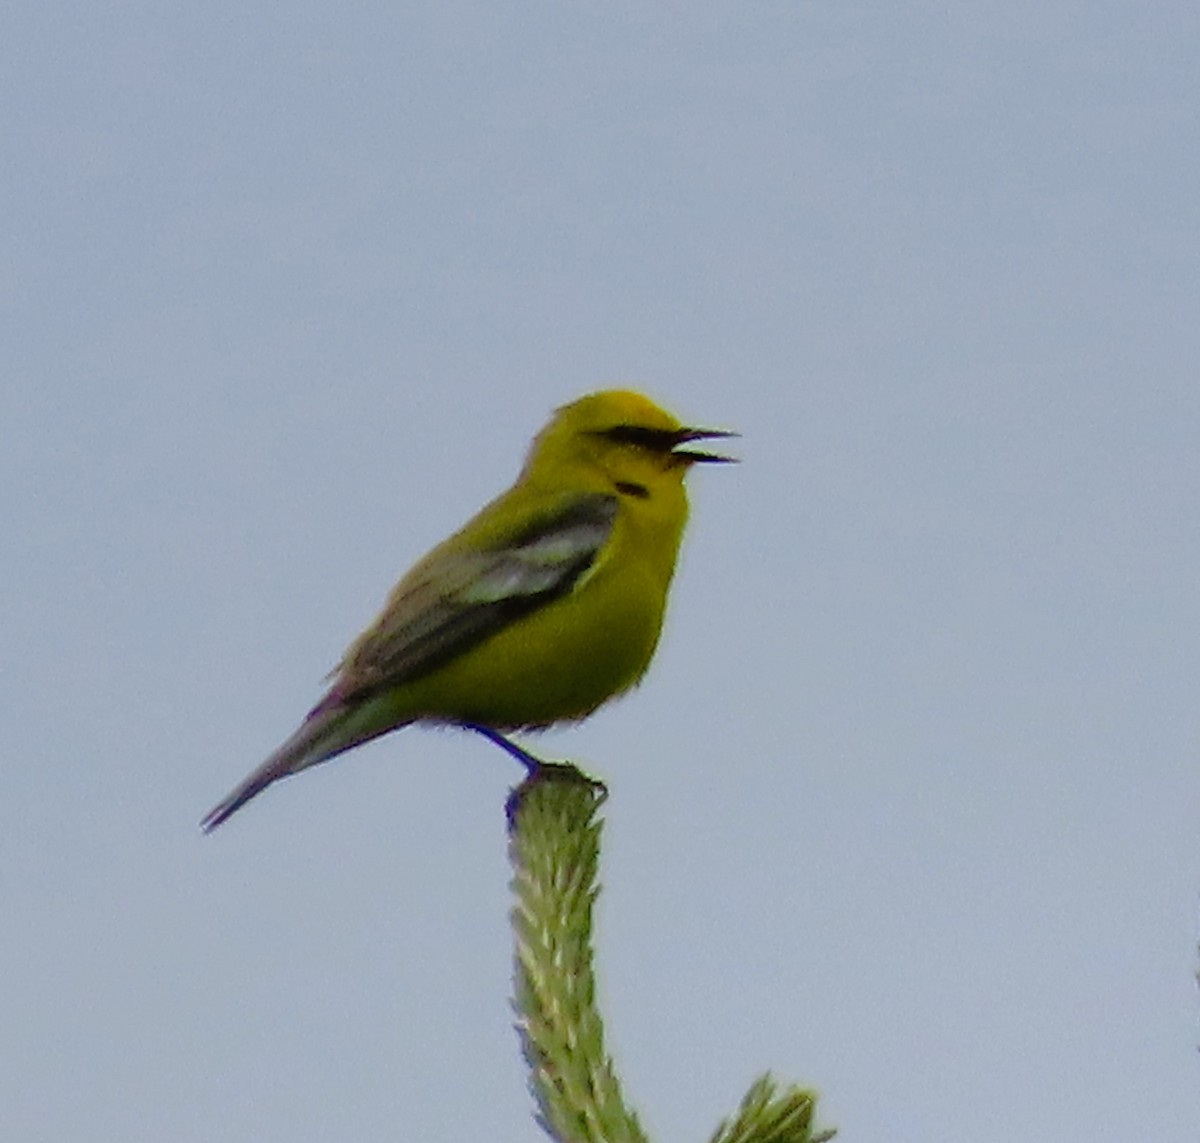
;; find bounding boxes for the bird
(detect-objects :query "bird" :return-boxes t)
[201,389,735,831]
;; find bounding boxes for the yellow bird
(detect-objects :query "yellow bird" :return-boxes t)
[202,389,734,831]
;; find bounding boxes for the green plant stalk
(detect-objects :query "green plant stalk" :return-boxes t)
[506,763,832,1143]
[508,764,647,1143]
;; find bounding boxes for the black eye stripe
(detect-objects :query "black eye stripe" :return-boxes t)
[597,425,679,452]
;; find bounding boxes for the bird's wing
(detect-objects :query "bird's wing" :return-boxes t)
[200,494,618,832]
[329,492,619,703]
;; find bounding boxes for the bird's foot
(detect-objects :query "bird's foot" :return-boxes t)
[462,723,548,773]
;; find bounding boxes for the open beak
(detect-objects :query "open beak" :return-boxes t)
[671,427,740,465]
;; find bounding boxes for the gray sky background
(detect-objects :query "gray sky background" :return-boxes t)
[4,3,1199,1140]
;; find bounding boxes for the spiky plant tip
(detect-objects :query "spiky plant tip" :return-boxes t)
[506,761,608,829]
[708,1073,832,1143]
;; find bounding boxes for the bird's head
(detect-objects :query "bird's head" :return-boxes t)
[523,390,737,493]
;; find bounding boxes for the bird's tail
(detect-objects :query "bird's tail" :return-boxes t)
[200,697,408,832]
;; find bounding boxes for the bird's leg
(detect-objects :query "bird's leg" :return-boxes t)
[463,723,548,773]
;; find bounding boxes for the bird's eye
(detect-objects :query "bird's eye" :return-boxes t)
[614,480,650,499]
[597,425,679,452]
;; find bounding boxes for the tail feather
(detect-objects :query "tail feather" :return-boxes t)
[201,699,405,832]
[200,759,293,833]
